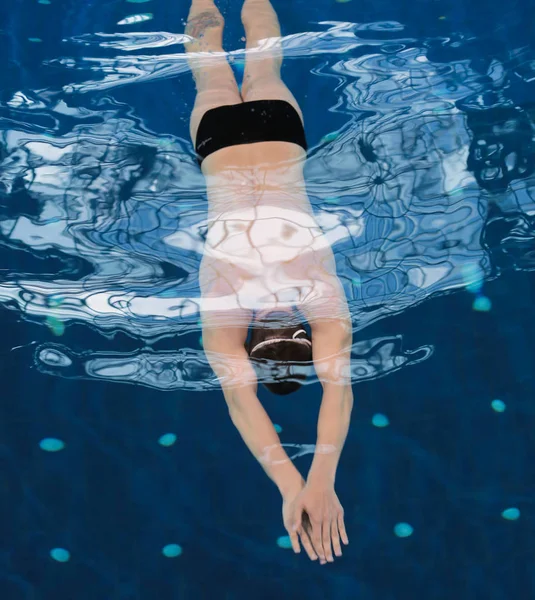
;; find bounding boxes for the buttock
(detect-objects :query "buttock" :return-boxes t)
[195,99,308,167]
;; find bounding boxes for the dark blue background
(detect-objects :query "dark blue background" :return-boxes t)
[1,1,534,598]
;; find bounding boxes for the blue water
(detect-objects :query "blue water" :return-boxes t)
[1,0,535,598]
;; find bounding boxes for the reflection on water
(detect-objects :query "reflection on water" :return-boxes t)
[35,335,432,390]
[2,20,535,391]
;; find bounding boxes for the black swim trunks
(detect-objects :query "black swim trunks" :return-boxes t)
[195,99,308,166]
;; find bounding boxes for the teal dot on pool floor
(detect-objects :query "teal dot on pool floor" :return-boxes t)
[321,132,339,144]
[46,316,65,336]
[48,294,64,307]
[277,536,292,549]
[462,263,484,294]
[39,438,65,452]
[473,295,492,312]
[38,0,52,4]
[394,523,413,538]
[158,433,177,447]
[491,399,506,413]
[50,548,70,562]
[273,424,282,434]
[501,507,520,521]
[372,413,389,428]
[28,37,42,42]
[162,544,182,558]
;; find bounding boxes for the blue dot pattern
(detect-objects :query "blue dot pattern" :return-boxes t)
[50,548,70,562]
[394,523,414,538]
[372,413,390,427]
[2,2,535,598]
[162,544,182,557]
[491,399,506,413]
[158,433,177,447]
[473,296,492,312]
[501,508,520,521]
[276,536,293,549]
[39,438,65,452]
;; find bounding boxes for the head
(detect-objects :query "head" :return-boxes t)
[245,310,313,396]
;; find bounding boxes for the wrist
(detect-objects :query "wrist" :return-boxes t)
[278,470,305,498]
[307,443,338,487]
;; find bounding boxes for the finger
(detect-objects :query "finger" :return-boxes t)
[292,506,304,533]
[322,517,334,562]
[338,512,349,545]
[297,526,318,561]
[331,519,342,557]
[309,517,326,562]
[288,530,301,554]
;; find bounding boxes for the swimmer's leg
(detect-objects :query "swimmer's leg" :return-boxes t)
[240,0,304,123]
[185,0,242,145]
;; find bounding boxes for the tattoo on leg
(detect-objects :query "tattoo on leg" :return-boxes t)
[186,11,223,39]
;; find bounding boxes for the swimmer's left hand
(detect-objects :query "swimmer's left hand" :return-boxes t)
[290,482,348,564]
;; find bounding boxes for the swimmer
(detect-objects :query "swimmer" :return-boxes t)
[185,0,353,564]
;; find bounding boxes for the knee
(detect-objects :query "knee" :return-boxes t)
[241,0,280,36]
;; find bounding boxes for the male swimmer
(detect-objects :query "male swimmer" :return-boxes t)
[184,0,353,564]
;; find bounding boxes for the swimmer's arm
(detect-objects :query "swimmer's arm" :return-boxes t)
[203,335,304,496]
[307,319,354,487]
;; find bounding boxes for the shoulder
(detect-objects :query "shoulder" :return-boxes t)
[201,307,253,351]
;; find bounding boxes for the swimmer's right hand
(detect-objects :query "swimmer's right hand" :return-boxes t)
[282,478,321,562]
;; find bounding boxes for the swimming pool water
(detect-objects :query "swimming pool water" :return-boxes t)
[1,0,534,598]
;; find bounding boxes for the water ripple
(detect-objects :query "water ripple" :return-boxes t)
[34,335,432,390]
[67,32,193,52]
[50,22,417,94]
[2,20,535,387]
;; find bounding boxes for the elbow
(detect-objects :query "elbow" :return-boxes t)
[222,385,256,420]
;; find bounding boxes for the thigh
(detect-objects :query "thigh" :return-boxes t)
[240,75,304,125]
[190,84,242,146]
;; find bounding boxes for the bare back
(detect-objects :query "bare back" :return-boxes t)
[201,141,312,216]
[198,141,348,339]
